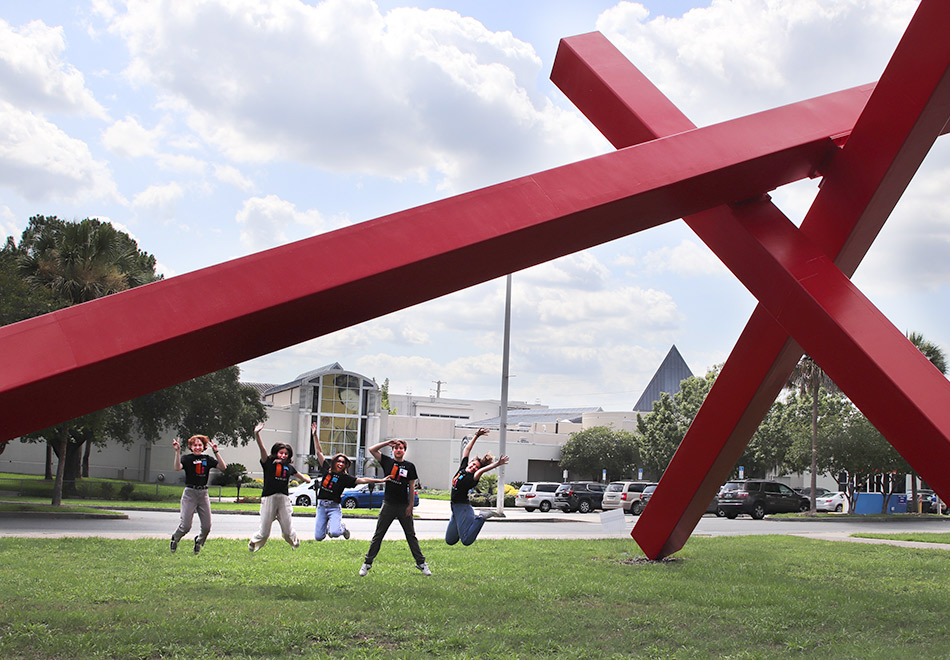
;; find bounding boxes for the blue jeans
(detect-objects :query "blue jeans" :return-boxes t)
[314,499,347,540]
[445,501,485,546]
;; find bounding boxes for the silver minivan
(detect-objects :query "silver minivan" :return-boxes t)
[601,481,656,516]
[514,482,560,512]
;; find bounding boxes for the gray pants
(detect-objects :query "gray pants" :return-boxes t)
[364,500,425,566]
[172,487,212,544]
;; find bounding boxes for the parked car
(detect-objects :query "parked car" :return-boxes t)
[290,481,418,508]
[554,481,606,513]
[514,482,560,512]
[816,491,847,512]
[639,484,658,509]
[717,480,809,519]
[602,481,656,515]
[793,486,831,498]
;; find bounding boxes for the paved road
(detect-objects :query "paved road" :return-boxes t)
[3,500,950,547]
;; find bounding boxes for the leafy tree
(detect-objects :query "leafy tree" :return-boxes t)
[785,355,837,513]
[0,238,65,327]
[822,405,905,513]
[636,393,684,480]
[905,331,948,508]
[380,377,396,414]
[6,216,265,505]
[739,395,804,478]
[635,367,718,480]
[559,425,639,481]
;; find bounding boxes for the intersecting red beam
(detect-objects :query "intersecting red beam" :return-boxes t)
[0,83,877,442]
[552,0,950,558]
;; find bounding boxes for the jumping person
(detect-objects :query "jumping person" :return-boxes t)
[170,434,226,554]
[445,427,509,547]
[310,421,390,541]
[359,438,429,576]
[249,421,311,552]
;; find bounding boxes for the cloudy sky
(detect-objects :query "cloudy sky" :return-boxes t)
[2,0,946,410]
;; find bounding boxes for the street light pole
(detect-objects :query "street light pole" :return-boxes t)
[496,273,511,515]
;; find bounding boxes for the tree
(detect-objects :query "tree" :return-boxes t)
[635,367,718,480]
[785,355,837,513]
[380,377,396,414]
[7,216,266,505]
[559,426,639,482]
[13,216,161,503]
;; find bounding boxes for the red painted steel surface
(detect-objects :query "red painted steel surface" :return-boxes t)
[552,0,950,558]
[0,85,872,442]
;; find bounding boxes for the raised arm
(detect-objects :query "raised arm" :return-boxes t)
[461,427,489,459]
[172,437,183,471]
[254,422,268,462]
[474,455,509,483]
[311,421,326,464]
[367,439,394,462]
[208,438,226,471]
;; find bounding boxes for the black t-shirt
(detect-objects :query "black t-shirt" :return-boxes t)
[378,454,418,505]
[260,456,298,497]
[316,458,357,503]
[450,457,479,504]
[181,453,218,487]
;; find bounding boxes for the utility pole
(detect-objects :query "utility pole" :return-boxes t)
[495,274,511,516]
[432,380,446,398]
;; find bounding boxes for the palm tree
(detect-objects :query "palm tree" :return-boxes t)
[906,331,948,510]
[786,355,837,513]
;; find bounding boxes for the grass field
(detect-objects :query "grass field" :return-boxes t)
[1,535,949,658]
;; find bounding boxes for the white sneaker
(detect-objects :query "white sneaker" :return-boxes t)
[291,538,300,550]
[478,509,503,519]
[416,562,432,576]
[359,563,371,577]
[248,541,257,553]
[342,527,350,540]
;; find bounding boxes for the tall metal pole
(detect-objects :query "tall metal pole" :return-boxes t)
[496,274,511,515]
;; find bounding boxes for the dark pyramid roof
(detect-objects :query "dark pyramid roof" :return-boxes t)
[632,345,693,412]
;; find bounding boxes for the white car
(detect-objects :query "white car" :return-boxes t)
[289,481,318,506]
[816,491,847,513]
[514,482,560,512]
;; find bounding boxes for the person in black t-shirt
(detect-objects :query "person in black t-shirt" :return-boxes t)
[359,438,429,576]
[249,422,311,552]
[445,427,509,546]
[170,434,226,554]
[310,422,390,541]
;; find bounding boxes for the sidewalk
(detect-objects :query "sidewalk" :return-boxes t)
[791,531,950,551]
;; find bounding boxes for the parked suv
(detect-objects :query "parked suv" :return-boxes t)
[717,480,809,519]
[602,481,656,516]
[554,481,606,513]
[514,482,560,512]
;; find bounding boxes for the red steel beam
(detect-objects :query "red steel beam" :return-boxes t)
[551,0,950,558]
[0,85,872,442]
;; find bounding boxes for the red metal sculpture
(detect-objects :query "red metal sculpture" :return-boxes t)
[552,0,950,558]
[1,2,948,561]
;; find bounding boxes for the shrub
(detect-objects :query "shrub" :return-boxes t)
[119,482,136,500]
[99,482,115,499]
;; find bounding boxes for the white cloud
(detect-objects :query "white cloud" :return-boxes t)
[213,163,255,192]
[597,0,918,125]
[155,153,206,175]
[234,194,327,251]
[0,101,121,203]
[0,18,108,119]
[101,115,162,157]
[104,0,606,193]
[131,181,184,209]
[640,239,728,277]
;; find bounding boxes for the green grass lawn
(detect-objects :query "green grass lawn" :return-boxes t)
[0,535,948,658]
